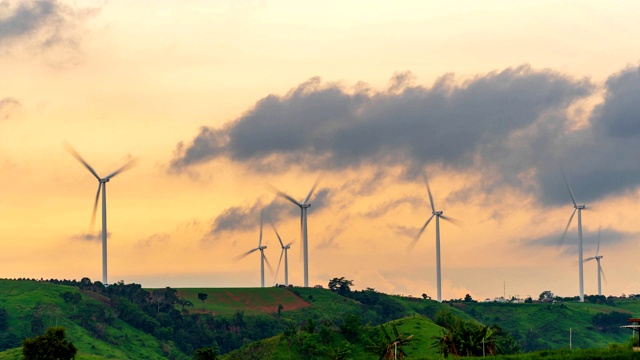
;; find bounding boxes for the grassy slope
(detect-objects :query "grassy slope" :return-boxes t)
[0,279,174,360]
[2,281,639,359]
[220,315,443,360]
[173,287,311,316]
[450,301,631,350]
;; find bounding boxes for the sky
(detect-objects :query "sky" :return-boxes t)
[2,0,640,301]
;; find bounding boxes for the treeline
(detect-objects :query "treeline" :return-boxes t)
[60,278,288,355]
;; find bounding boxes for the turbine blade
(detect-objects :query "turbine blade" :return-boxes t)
[302,177,320,205]
[90,183,102,232]
[263,253,274,274]
[423,172,435,213]
[63,142,101,180]
[280,191,302,206]
[600,264,608,284]
[584,256,596,262]
[440,214,462,227]
[596,226,601,256]
[407,214,434,252]
[273,225,284,248]
[563,172,577,207]
[267,183,302,205]
[559,208,577,245]
[274,249,284,281]
[104,158,137,180]
[234,248,259,261]
[259,214,264,247]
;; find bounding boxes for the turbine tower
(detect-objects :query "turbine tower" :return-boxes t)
[235,215,272,287]
[272,223,292,286]
[275,179,318,288]
[65,143,135,286]
[584,227,605,296]
[409,173,455,302]
[560,174,587,302]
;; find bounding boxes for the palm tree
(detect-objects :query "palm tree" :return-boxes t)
[368,323,414,359]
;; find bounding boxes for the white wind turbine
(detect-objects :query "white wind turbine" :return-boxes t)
[65,143,135,286]
[235,215,273,288]
[272,223,293,286]
[560,174,587,302]
[409,173,456,303]
[274,179,319,288]
[584,227,605,296]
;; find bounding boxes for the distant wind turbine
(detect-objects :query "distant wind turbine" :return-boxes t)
[273,179,319,288]
[584,227,605,296]
[409,173,457,303]
[235,215,273,288]
[560,174,587,302]
[64,143,135,286]
[272,223,293,286]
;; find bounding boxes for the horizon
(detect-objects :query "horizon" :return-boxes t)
[2,1,640,302]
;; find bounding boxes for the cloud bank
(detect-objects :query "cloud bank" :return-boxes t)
[0,0,100,58]
[172,64,640,208]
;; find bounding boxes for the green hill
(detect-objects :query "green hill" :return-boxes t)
[0,279,638,359]
[0,279,180,359]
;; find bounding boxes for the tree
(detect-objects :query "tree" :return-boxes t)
[464,294,474,302]
[328,277,353,296]
[194,347,217,360]
[421,293,431,300]
[22,327,77,360]
[539,290,554,302]
[368,323,414,359]
[340,314,362,343]
[198,292,208,310]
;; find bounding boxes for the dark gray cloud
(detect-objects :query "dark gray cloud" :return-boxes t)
[173,64,640,207]
[171,66,589,176]
[361,197,422,218]
[0,0,100,56]
[204,187,332,240]
[70,231,109,242]
[485,65,640,206]
[136,233,170,248]
[0,97,20,120]
[522,227,637,256]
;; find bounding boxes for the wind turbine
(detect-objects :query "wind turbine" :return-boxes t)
[584,227,605,296]
[64,143,135,286]
[409,173,456,303]
[235,215,273,287]
[274,179,318,288]
[272,223,293,286]
[560,174,587,302]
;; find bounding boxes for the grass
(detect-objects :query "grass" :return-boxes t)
[0,279,176,360]
[172,286,311,316]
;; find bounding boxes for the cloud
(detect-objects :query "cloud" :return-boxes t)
[0,0,100,59]
[0,97,20,120]
[173,64,640,207]
[485,64,640,206]
[70,231,109,242]
[136,233,170,248]
[204,187,332,241]
[171,66,590,176]
[522,227,638,256]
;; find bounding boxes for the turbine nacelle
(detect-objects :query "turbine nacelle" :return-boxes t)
[575,204,586,210]
[433,210,443,216]
[301,204,311,209]
[100,178,110,184]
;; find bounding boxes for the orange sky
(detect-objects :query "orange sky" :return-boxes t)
[2,0,640,301]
